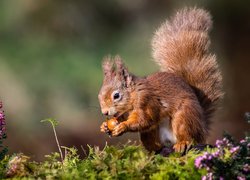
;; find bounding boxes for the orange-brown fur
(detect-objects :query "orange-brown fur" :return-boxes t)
[98,7,223,153]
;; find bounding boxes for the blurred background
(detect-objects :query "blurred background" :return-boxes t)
[0,0,249,160]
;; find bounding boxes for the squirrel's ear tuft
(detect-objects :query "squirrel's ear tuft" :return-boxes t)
[102,55,115,78]
[114,55,134,88]
[114,55,123,70]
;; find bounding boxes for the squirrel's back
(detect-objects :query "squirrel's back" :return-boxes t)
[152,7,223,126]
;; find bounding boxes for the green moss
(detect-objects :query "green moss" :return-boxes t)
[0,136,249,180]
[1,118,249,179]
[0,144,204,179]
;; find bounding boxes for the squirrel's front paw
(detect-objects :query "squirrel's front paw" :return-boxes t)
[112,122,127,137]
[100,121,110,134]
[173,141,192,154]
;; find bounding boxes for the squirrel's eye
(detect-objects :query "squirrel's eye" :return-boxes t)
[113,92,120,100]
[112,90,121,101]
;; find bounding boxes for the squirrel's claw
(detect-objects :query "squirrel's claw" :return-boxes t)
[100,121,110,134]
[173,141,192,154]
[112,123,127,137]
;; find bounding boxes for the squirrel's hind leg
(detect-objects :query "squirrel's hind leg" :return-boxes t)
[172,99,206,153]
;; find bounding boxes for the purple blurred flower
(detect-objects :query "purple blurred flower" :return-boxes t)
[0,102,6,139]
[230,146,240,154]
[212,150,222,157]
[0,113,4,120]
[202,172,213,180]
[243,164,249,173]
[240,139,246,144]
[198,136,249,180]
[201,176,207,180]
[237,175,246,180]
[194,152,215,170]
[215,138,232,149]
[195,156,203,169]
[215,139,223,148]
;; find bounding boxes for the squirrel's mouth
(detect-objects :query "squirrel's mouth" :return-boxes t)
[113,111,129,121]
[113,112,119,118]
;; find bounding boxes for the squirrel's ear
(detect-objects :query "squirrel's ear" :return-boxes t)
[102,56,115,78]
[114,56,134,87]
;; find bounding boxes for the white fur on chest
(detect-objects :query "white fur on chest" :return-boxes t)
[159,117,177,144]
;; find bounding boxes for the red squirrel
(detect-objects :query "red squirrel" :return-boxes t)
[98,7,223,153]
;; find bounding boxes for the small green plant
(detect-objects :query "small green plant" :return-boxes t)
[5,153,32,178]
[41,118,63,162]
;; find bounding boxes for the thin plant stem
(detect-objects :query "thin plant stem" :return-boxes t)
[41,118,64,162]
[52,124,63,162]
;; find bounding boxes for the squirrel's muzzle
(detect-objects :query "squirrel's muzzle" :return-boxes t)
[102,110,109,116]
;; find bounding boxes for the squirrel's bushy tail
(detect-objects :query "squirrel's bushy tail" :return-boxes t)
[152,7,223,125]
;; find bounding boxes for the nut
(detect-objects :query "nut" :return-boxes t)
[107,118,119,131]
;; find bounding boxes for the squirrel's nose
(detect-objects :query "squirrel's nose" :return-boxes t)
[102,111,109,116]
